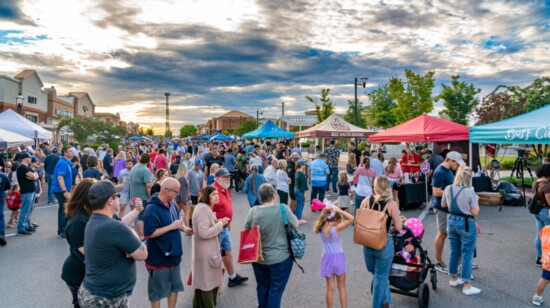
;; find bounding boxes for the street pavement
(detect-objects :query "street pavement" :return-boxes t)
[0,189,542,308]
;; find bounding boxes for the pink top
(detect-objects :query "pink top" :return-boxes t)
[154,155,168,171]
[353,166,376,185]
[385,164,403,182]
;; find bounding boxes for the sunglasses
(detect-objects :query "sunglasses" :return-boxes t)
[112,193,121,199]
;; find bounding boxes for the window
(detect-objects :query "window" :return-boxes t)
[28,96,37,104]
[26,115,38,123]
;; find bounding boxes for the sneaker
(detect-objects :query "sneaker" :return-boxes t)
[536,258,542,267]
[57,234,66,239]
[435,262,448,274]
[17,230,32,235]
[31,223,39,228]
[449,278,464,287]
[26,227,37,232]
[0,237,6,246]
[472,261,478,269]
[228,274,249,287]
[462,286,481,295]
[299,219,308,224]
[533,295,544,306]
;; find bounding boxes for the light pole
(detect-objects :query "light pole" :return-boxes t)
[164,93,170,137]
[354,77,368,126]
[16,94,24,115]
[256,110,263,125]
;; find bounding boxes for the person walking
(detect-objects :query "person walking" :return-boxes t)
[294,160,309,224]
[112,151,126,181]
[143,177,191,308]
[441,166,481,296]
[186,160,205,228]
[212,168,249,287]
[360,176,402,308]
[276,160,291,205]
[102,148,114,180]
[432,151,465,273]
[264,158,278,189]
[353,157,375,215]
[44,147,60,205]
[309,154,330,204]
[192,186,228,308]
[79,180,148,307]
[533,164,550,267]
[324,140,341,193]
[224,148,239,192]
[244,183,298,308]
[243,165,266,207]
[129,153,154,240]
[175,163,190,215]
[16,153,39,236]
[384,157,403,210]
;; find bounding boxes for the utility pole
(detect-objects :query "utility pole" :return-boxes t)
[282,101,285,117]
[165,93,170,137]
[354,77,368,126]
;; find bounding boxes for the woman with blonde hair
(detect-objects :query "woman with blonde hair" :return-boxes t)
[276,160,291,204]
[360,176,402,308]
[175,163,190,215]
[441,166,480,295]
[113,151,126,180]
[384,157,404,209]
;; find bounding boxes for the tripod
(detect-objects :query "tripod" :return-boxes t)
[499,151,534,211]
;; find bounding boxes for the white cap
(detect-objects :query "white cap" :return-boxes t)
[446,151,466,166]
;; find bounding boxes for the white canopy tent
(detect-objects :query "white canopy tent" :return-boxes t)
[0,109,52,140]
[0,128,34,148]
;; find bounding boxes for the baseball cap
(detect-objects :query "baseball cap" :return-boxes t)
[88,180,119,205]
[19,152,31,160]
[31,157,39,163]
[194,159,201,165]
[215,168,230,177]
[297,160,306,166]
[447,151,466,166]
[52,148,59,154]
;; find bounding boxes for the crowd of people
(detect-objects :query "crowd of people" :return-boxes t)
[1,138,549,308]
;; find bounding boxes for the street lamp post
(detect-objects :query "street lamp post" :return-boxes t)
[16,94,24,115]
[354,77,368,126]
[256,110,263,124]
[164,93,170,137]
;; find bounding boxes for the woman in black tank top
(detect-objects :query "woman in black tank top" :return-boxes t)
[360,176,403,308]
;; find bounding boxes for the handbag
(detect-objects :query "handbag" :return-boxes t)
[353,196,390,250]
[280,204,306,273]
[238,207,264,264]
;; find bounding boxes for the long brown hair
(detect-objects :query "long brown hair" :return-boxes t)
[65,179,94,219]
[199,185,217,205]
[313,207,342,234]
[385,157,397,174]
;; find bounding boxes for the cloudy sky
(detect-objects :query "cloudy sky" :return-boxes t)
[1,0,549,132]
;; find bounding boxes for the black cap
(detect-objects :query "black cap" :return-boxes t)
[19,152,31,160]
[88,181,117,206]
[215,168,230,177]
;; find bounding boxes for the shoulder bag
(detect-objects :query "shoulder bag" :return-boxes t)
[280,204,305,273]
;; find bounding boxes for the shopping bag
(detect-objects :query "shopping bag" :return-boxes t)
[238,226,263,264]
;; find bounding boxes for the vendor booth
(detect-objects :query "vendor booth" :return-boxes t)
[0,109,52,141]
[295,114,377,139]
[242,120,294,139]
[0,128,34,148]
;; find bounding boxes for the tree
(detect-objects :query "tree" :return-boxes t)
[437,75,481,125]
[367,83,397,129]
[389,69,435,124]
[234,119,259,136]
[145,127,154,136]
[165,130,173,138]
[306,88,335,122]
[179,125,197,138]
[138,127,145,136]
[344,99,367,128]
[55,117,126,145]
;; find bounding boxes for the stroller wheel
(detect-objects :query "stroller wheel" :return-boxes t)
[418,283,429,308]
[430,268,438,290]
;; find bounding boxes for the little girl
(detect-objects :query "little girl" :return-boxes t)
[314,205,355,308]
[208,163,219,185]
[337,171,351,211]
[6,184,22,228]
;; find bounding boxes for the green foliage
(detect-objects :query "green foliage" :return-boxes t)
[358,141,368,151]
[389,69,435,124]
[55,117,127,145]
[367,84,397,129]
[437,75,481,125]
[165,130,173,138]
[301,142,311,148]
[523,77,550,112]
[145,127,154,136]
[500,176,538,188]
[138,127,145,136]
[344,99,367,128]
[235,119,259,136]
[179,125,197,137]
[306,88,335,122]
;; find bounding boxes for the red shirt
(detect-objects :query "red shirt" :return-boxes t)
[154,154,168,170]
[212,181,233,227]
[401,153,421,173]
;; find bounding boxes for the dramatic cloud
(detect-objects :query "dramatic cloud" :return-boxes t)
[0,0,549,132]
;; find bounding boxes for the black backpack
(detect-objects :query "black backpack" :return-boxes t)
[528,181,546,214]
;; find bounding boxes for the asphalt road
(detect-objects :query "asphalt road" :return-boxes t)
[0,190,541,308]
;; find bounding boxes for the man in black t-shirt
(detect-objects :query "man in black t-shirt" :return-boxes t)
[80,181,147,307]
[16,153,39,235]
[348,142,362,166]
[204,147,225,177]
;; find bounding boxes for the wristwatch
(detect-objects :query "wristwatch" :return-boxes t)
[62,190,67,193]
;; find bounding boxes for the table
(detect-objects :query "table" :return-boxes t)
[473,176,492,192]
[398,182,428,210]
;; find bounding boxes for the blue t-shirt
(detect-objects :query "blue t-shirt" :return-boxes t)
[309,159,329,188]
[431,164,455,212]
[83,168,102,181]
[52,157,73,193]
[225,154,237,172]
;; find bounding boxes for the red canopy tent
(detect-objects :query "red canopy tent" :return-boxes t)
[368,114,469,142]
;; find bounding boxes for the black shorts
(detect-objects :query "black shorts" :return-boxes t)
[289,184,296,199]
[191,195,199,205]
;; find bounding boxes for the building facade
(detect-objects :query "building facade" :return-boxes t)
[201,110,254,134]
[0,70,49,124]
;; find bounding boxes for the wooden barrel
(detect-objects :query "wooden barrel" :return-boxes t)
[477,192,502,206]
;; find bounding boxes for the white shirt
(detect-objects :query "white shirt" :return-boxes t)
[264,166,277,186]
[276,169,290,193]
[370,158,385,177]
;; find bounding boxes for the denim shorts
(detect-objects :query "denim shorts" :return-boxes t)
[220,227,232,251]
[543,269,550,280]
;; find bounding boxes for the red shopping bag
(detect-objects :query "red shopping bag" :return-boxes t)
[238,225,263,264]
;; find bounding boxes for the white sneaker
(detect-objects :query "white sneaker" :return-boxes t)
[463,286,481,295]
[533,295,544,306]
[449,278,464,287]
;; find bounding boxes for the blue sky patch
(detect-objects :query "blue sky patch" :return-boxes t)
[0,30,48,45]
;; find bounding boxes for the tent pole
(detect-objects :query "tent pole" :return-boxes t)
[469,142,473,167]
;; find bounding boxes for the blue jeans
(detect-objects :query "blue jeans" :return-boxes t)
[0,190,5,238]
[46,174,55,203]
[252,257,293,308]
[363,235,394,308]
[447,214,477,282]
[54,192,67,236]
[535,208,550,258]
[17,192,35,233]
[326,167,339,192]
[294,189,305,220]
[310,186,326,204]
[354,194,367,217]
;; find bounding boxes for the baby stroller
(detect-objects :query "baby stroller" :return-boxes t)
[388,225,437,308]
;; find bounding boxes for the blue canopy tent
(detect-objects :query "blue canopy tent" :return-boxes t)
[210,134,233,141]
[469,104,550,144]
[242,120,295,139]
[128,135,144,141]
[201,134,211,140]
